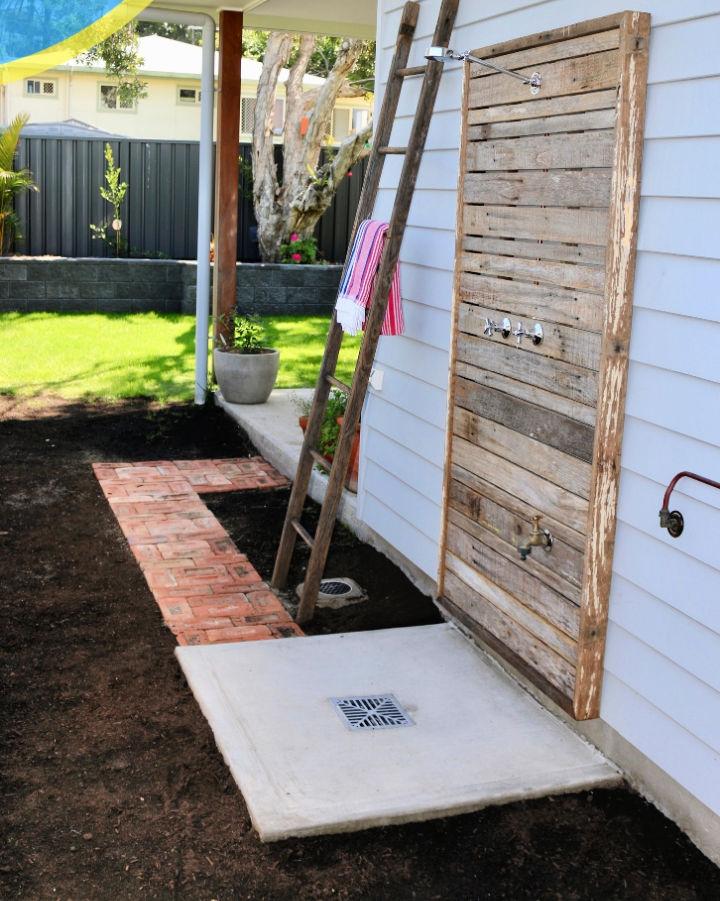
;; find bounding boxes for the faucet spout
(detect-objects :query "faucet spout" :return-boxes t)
[518,515,553,561]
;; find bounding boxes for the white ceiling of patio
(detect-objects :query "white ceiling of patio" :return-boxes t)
[150,0,378,37]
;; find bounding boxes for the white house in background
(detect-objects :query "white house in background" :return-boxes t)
[353,0,720,865]
[0,34,372,143]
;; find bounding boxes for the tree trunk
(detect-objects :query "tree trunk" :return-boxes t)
[251,34,372,262]
[252,32,292,262]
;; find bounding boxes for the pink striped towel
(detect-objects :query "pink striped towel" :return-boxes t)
[335,219,404,336]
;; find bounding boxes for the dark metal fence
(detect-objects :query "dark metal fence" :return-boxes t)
[14,137,368,262]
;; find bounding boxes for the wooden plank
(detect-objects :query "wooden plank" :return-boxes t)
[461,249,605,296]
[459,270,604,330]
[573,11,650,721]
[448,486,583,593]
[467,129,615,171]
[456,359,596,427]
[454,376,595,462]
[451,436,589,535]
[468,49,619,109]
[468,89,618,126]
[470,13,626,63]
[443,567,576,698]
[212,10,243,345]
[470,28,620,79]
[463,169,612,211]
[459,302,601,371]
[469,107,615,139]
[464,204,609,246]
[437,592,575,715]
[450,462,586,552]
[463,235,606,267]
[446,525,580,643]
[456,333,598,407]
[445,553,576,667]
[452,406,592,498]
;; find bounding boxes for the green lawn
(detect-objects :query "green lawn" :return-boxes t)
[0,312,360,402]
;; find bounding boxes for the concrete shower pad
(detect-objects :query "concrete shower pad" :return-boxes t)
[176,623,620,841]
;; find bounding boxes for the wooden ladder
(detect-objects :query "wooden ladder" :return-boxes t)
[271,0,459,624]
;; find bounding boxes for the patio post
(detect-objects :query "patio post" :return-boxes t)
[212,10,243,348]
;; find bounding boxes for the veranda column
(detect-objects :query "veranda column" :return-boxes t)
[212,9,243,346]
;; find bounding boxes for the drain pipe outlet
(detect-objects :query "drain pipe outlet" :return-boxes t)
[138,8,216,405]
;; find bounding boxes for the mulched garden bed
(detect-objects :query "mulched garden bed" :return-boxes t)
[1,395,718,900]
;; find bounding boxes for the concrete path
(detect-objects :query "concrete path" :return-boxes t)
[215,389,362,535]
[177,623,620,841]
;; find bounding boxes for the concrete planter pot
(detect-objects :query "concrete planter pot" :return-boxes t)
[213,348,280,405]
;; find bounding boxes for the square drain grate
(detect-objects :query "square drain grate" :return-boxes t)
[330,694,414,730]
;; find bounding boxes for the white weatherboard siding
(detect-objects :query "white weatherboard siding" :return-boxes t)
[360,0,720,828]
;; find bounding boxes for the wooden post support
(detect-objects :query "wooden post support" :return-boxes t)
[212,10,243,347]
[573,11,651,720]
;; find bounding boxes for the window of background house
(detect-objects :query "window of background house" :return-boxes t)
[241,97,256,134]
[177,86,201,105]
[25,79,57,97]
[242,97,284,135]
[352,108,369,132]
[332,108,351,142]
[99,83,135,111]
[272,98,284,134]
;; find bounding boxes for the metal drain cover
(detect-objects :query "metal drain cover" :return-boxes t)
[296,577,366,609]
[330,694,414,730]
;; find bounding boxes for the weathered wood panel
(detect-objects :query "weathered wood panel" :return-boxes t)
[456,333,599,406]
[464,169,613,210]
[439,12,650,720]
[453,376,595,461]
[468,108,616,140]
[463,235,607,267]
[452,407,592,498]
[467,88,618,125]
[468,49,620,108]
[464,204,610,246]
[466,130,616,171]
[459,302,602,369]
[469,28,621,78]
[460,253,606,296]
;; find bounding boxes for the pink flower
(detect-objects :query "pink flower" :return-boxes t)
[290,232,299,242]
[291,252,302,262]
[347,171,353,177]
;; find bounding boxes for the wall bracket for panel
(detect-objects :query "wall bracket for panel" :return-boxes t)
[425,46,542,93]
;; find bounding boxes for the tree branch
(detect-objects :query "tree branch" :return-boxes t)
[289,121,372,235]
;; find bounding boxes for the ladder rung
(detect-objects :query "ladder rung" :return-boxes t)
[309,449,332,472]
[326,374,351,394]
[290,518,315,549]
[378,146,407,155]
[396,65,427,77]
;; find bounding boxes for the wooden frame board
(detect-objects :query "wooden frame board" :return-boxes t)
[437,11,650,720]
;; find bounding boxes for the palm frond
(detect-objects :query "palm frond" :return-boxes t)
[0,113,29,172]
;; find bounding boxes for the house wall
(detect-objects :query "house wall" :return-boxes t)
[361,0,720,846]
[2,69,373,143]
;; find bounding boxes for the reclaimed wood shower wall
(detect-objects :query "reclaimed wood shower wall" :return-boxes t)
[438,12,650,720]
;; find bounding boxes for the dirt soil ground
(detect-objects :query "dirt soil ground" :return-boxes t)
[1,395,719,901]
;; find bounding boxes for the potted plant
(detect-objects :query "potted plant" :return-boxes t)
[296,390,360,492]
[213,313,280,404]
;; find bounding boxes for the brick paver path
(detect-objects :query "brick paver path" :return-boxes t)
[93,458,303,645]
